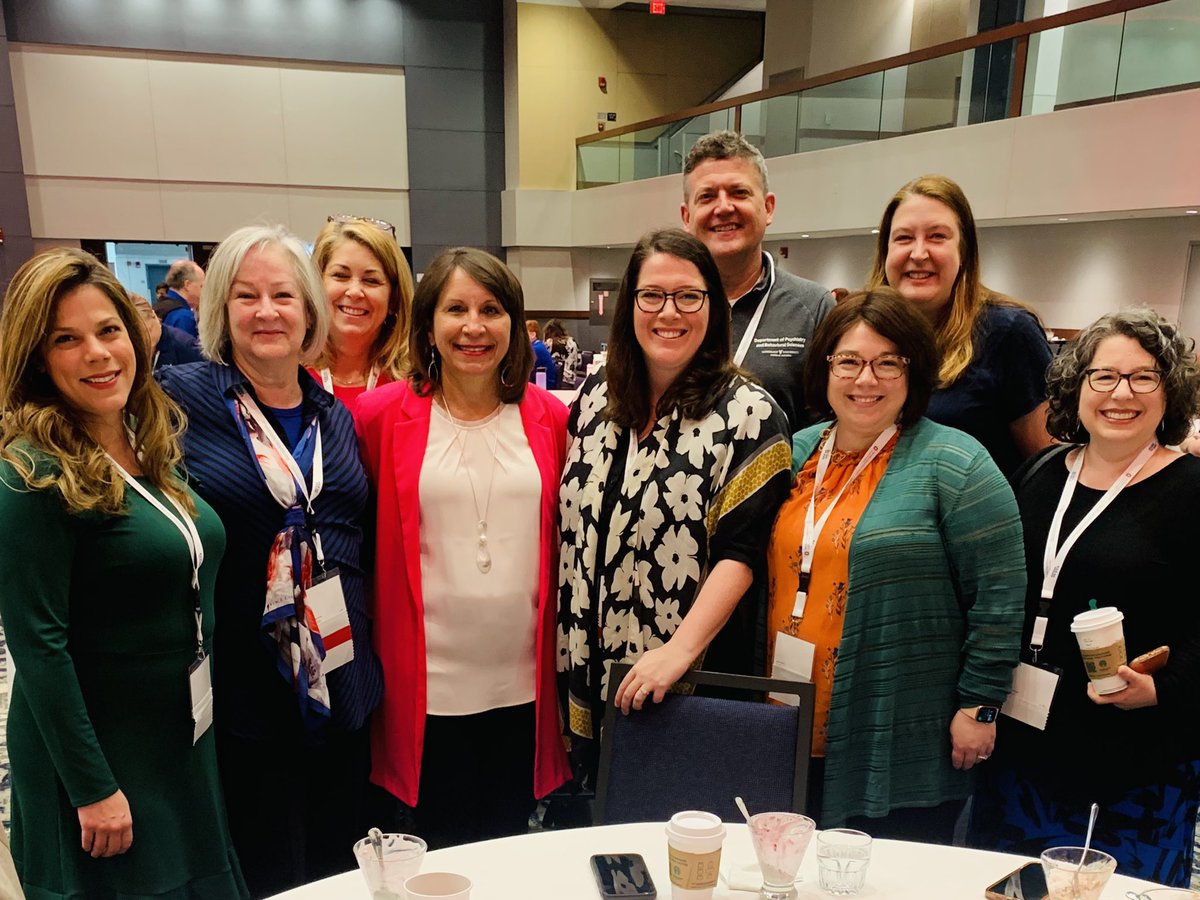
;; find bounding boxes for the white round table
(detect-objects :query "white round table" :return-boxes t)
[269,821,1167,899]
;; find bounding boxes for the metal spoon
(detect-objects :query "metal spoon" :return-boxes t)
[1074,802,1099,893]
[368,826,384,862]
[734,796,752,825]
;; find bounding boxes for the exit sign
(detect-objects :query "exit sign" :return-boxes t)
[650,0,666,13]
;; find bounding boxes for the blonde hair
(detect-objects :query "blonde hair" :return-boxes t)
[866,174,1039,386]
[310,218,413,380]
[0,248,195,516]
[198,223,329,366]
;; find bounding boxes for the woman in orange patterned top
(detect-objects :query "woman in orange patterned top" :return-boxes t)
[767,288,1025,842]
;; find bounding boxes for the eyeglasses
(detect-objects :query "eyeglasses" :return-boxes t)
[1084,367,1163,393]
[327,214,396,237]
[827,352,909,380]
[633,288,708,314]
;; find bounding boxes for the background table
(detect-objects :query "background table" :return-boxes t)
[271,821,1166,899]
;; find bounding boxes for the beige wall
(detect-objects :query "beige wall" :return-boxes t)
[10,45,410,243]
[515,3,762,190]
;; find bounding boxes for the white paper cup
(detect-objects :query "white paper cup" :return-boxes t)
[1070,607,1128,694]
[665,810,725,900]
[403,872,472,900]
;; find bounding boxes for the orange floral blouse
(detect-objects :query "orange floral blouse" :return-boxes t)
[767,429,899,755]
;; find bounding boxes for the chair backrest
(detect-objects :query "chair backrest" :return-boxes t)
[594,665,815,825]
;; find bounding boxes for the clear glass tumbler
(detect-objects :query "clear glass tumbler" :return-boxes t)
[815,828,872,895]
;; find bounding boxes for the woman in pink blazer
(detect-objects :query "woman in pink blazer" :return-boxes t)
[356,247,570,848]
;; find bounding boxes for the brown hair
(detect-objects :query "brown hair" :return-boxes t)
[803,288,939,427]
[1046,308,1200,445]
[604,228,741,428]
[408,248,534,404]
[0,249,194,515]
[865,174,1038,386]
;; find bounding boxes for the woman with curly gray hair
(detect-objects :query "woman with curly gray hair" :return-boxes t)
[969,308,1200,885]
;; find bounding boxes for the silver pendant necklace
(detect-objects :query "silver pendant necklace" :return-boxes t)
[440,393,500,574]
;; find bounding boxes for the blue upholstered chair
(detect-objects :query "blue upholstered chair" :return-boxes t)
[594,664,815,825]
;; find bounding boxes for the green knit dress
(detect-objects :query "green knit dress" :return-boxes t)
[0,457,248,899]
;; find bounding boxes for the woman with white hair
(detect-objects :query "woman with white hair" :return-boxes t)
[160,224,382,896]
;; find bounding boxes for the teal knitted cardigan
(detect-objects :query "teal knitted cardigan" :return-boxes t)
[791,418,1026,826]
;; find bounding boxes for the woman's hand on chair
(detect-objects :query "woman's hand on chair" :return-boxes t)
[615,644,692,715]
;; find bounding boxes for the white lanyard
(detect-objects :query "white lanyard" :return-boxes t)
[107,455,206,654]
[732,254,777,366]
[1041,440,1157,600]
[798,424,897,601]
[319,365,380,394]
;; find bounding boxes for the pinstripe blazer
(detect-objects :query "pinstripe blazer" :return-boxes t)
[160,361,383,739]
[790,417,1025,826]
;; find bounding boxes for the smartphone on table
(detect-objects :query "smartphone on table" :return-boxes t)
[984,861,1048,900]
[591,853,657,898]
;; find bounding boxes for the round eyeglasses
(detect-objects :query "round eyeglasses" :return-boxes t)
[1084,368,1162,393]
[634,288,708,314]
[827,353,909,380]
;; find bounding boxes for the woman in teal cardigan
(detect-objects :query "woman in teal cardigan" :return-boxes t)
[767,288,1027,841]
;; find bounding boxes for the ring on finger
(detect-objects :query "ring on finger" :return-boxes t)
[978,754,990,761]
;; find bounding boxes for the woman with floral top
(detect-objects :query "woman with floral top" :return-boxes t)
[557,228,792,784]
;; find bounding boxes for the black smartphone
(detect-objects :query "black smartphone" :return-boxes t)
[984,861,1049,900]
[590,853,657,898]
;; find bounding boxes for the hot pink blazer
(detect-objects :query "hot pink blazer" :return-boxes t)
[355,380,572,806]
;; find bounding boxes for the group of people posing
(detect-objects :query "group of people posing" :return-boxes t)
[0,130,1196,899]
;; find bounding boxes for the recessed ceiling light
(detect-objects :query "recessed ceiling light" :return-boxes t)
[1187,210,1199,215]
[801,234,810,238]
[1058,217,1070,222]
[870,229,880,234]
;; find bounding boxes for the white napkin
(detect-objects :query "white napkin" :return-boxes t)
[721,862,763,892]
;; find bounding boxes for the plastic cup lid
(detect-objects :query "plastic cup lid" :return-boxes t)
[667,810,725,838]
[1070,607,1123,632]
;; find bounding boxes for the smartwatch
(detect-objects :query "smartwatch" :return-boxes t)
[962,705,999,724]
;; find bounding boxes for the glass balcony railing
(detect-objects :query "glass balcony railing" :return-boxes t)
[577,0,1199,189]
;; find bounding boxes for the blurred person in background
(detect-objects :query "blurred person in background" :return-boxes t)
[544,318,581,389]
[130,292,204,372]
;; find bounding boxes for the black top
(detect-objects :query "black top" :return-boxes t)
[997,448,1200,798]
[926,304,1052,476]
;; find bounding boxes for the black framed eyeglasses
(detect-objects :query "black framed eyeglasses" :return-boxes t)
[827,352,909,380]
[327,213,396,237]
[1084,367,1163,393]
[633,288,708,314]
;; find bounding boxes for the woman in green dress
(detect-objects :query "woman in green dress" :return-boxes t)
[0,249,247,899]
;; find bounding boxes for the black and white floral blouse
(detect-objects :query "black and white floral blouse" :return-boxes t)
[556,368,791,777]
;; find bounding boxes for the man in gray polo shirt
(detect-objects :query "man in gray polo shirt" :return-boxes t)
[681,130,834,430]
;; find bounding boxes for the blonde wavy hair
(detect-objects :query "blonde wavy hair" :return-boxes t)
[310,218,413,381]
[0,248,194,516]
[866,174,1040,386]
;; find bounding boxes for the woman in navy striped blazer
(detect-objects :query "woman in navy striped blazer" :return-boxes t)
[160,224,383,897]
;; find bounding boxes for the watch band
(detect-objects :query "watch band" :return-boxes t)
[960,705,999,724]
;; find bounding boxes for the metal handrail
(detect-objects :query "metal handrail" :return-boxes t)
[576,0,1169,146]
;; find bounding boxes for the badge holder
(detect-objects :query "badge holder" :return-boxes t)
[1001,616,1061,731]
[189,598,214,745]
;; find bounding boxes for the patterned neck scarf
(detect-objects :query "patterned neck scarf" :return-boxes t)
[227,385,331,730]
